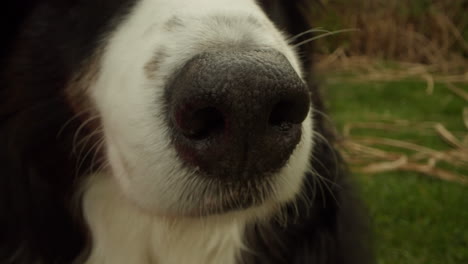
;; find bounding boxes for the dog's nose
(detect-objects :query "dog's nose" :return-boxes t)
[168,50,310,179]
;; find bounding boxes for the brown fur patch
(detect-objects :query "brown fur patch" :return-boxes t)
[144,49,168,79]
[164,16,184,31]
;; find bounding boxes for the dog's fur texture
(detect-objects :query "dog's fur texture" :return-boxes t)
[0,0,373,263]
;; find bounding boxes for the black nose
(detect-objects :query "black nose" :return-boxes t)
[167,50,310,179]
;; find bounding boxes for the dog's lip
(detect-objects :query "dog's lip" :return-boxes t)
[173,182,267,216]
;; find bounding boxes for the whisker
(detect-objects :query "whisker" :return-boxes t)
[293,28,359,48]
[93,160,110,177]
[75,128,103,149]
[311,108,335,127]
[287,27,330,42]
[57,107,95,138]
[76,135,105,177]
[72,115,100,155]
[297,171,315,213]
[75,128,103,162]
[309,167,340,207]
[89,138,106,174]
[311,130,341,185]
[309,167,327,207]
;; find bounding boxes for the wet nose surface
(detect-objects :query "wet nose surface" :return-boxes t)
[167,50,310,179]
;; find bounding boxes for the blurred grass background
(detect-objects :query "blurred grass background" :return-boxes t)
[301,1,468,263]
[328,80,467,264]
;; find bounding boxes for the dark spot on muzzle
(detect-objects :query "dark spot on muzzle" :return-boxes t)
[166,50,310,179]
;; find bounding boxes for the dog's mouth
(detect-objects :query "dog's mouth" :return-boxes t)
[185,177,274,216]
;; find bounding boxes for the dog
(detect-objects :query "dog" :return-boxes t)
[0,0,373,263]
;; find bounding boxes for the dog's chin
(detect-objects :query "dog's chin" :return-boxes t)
[112,167,278,218]
[177,181,274,218]
[105,133,310,219]
[177,198,259,218]
[182,177,274,217]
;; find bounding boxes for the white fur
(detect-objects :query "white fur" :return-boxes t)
[83,174,252,264]
[83,0,314,262]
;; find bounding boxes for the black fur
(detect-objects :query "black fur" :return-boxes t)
[1,1,136,262]
[0,0,373,263]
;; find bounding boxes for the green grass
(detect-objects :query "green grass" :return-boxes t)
[326,79,468,264]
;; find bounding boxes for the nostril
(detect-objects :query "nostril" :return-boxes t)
[269,96,310,130]
[177,106,225,140]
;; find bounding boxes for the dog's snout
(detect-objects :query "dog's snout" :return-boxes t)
[168,50,310,178]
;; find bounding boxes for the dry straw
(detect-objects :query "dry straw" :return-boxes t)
[299,0,468,184]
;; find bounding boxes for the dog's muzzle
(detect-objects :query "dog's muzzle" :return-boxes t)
[167,50,310,180]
